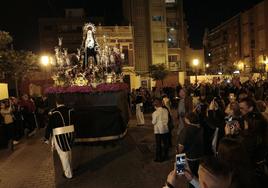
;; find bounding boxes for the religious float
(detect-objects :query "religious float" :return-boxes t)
[45,23,129,143]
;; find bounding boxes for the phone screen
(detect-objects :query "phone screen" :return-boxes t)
[176,153,186,175]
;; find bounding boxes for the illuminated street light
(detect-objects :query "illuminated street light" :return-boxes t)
[40,55,49,66]
[40,55,51,86]
[205,63,210,68]
[193,59,199,66]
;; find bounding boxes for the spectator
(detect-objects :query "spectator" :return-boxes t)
[165,156,232,188]
[177,88,193,136]
[0,99,19,149]
[177,112,203,176]
[239,97,267,164]
[135,89,145,126]
[162,93,173,147]
[152,98,169,162]
[19,94,37,136]
[10,97,24,140]
[162,94,171,113]
[35,96,49,128]
[130,89,136,114]
[217,137,257,188]
[256,100,268,121]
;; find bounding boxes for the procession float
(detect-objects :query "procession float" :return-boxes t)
[45,23,129,143]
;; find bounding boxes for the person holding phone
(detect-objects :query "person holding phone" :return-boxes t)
[164,156,232,188]
[177,112,203,177]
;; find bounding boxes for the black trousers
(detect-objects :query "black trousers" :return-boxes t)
[5,123,15,141]
[155,133,169,161]
[23,113,36,133]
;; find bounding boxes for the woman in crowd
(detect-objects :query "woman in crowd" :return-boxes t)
[177,88,193,136]
[176,112,204,177]
[217,136,257,188]
[0,99,19,150]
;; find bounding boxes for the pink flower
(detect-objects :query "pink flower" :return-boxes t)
[45,83,129,94]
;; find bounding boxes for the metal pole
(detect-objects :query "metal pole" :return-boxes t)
[195,68,197,84]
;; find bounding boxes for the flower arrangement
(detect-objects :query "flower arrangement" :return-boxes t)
[45,83,129,94]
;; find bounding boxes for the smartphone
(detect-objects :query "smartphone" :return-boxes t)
[176,153,186,175]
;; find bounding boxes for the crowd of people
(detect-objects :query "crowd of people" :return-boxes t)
[143,77,268,188]
[1,76,268,186]
[0,94,49,150]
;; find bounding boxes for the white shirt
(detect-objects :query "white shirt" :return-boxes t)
[152,107,169,134]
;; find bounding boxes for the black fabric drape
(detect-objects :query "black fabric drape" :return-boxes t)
[47,91,129,140]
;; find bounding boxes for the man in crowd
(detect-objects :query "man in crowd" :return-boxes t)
[239,97,267,163]
[45,95,75,179]
[136,88,145,126]
[152,98,169,162]
[165,156,232,188]
[177,112,204,177]
[19,94,37,136]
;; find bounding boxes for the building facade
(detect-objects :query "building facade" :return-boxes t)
[203,15,241,74]
[241,0,268,74]
[204,0,268,75]
[39,9,88,53]
[123,0,188,87]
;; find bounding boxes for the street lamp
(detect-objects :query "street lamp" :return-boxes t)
[192,59,199,84]
[40,55,50,66]
[40,55,51,86]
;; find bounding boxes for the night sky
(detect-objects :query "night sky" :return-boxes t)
[0,0,264,51]
[184,0,263,49]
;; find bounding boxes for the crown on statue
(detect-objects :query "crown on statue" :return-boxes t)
[83,23,96,33]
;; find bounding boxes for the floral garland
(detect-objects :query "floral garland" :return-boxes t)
[45,83,129,94]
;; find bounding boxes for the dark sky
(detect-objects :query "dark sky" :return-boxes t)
[0,0,264,51]
[0,0,123,52]
[184,0,263,48]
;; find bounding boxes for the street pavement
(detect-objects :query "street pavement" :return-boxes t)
[0,113,188,188]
